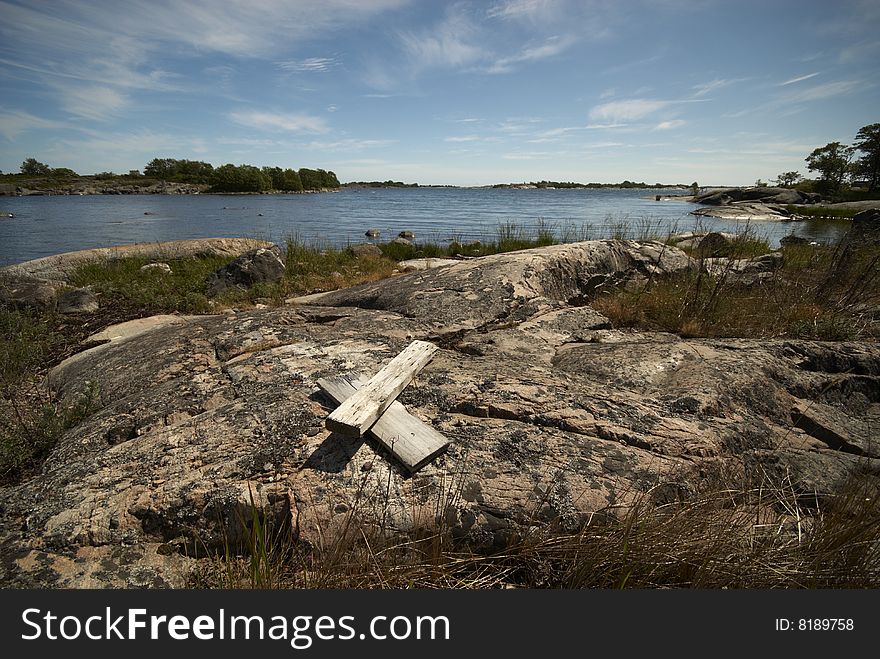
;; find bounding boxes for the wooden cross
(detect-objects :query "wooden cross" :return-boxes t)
[318,340,450,473]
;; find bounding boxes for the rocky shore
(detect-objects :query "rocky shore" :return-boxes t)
[0,180,210,196]
[1,238,877,587]
[689,186,821,221]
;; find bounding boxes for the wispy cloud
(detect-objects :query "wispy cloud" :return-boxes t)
[487,0,561,21]
[782,80,862,103]
[229,110,329,134]
[779,72,820,86]
[302,138,395,150]
[399,9,485,69]
[277,57,340,73]
[0,109,64,141]
[589,98,671,123]
[497,117,545,134]
[486,35,575,73]
[655,119,686,131]
[445,135,482,143]
[502,150,554,160]
[692,77,749,97]
[60,86,128,121]
[838,39,880,63]
[602,53,663,76]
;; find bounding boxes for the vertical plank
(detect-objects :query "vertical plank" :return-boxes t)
[325,340,438,436]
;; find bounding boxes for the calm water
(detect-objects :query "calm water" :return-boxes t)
[0,187,848,266]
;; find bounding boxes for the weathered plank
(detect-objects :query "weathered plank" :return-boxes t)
[318,374,450,473]
[325,340,438,437]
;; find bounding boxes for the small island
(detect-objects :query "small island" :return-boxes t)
[0,157,342,196]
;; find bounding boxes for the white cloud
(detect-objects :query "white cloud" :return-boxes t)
[445,135,481,142]
[0,109,64,141]
[486,35,575,74]
[487,0,561,20]
[782,80,862,103]
[229,110,329,133]
[779,72,820,86]
[502,151,553,160]
[589,98,671,123]
[655,120,686,130]
[302,138,395,150]
[277,57,340,73]
[692,77,749,97]
[399,9,486,69]
[60,86,128,120]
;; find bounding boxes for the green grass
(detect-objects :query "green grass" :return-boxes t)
[0,308,100,483]
[68,254,232,313]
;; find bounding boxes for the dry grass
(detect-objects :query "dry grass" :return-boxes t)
[594,239,880,340]
[189,467,880,589]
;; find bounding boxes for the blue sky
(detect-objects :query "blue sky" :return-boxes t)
[1,0,878,185]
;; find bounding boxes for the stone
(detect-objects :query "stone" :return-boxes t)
[365,228,381,238]
[347,243,383,258]
[692,232,733,256]
[206,245,285,296]
[2,239,877,587]
[691,202,790,221]
[140,262,172,275]
[299,240,693,333]
[397,258,458,272]
[398,230,416,239]
[693,187,818,206]
[0,275,60,312]
[847,208,880,247]
[2,238,274,282]
[780,235,809,247]
[703,251,783,285]
[56,287,99,314]
[392,237,413,246]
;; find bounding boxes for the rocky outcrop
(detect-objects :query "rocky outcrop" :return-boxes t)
[694,187,820,206]
[846,208,880,247]
[690,187,822,221]
[206,245,285,297]
[2,237,273,282]
[295,240,691,335]
[690,202,792,221]
[1,239,877,588]
[347,243,382,258]
[0,275,62,312]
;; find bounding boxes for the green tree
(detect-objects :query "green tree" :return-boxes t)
[50,167,78,177]
[754,178,768,187]
[319,169,341,188]
[853,123,880,191]
[805,142,854,193]
[209,164,270,192]
[298,167,322,190]
[261,166,286,190]
[144,158,213,183]
[144,158,177,179]
[774,171,801,187]
[281,168,303,192]
[20,158,52,175]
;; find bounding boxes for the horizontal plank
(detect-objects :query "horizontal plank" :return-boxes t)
[325,340,438,437]
[319,374,450,473]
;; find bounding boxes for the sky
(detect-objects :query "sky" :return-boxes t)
[0,0,878,186]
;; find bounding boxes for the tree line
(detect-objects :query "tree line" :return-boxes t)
[773,123,879,194]
[14,157,341,193]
